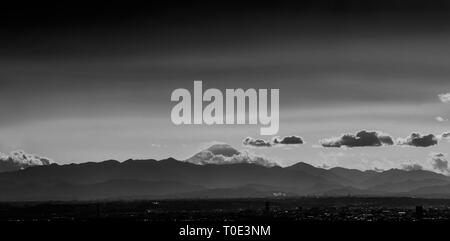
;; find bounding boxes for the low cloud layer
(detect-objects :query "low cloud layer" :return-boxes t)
[273,135,304,145]
[243,135,305,147]
[397,133,438,147]
[320,130,394,148]
[430,152,449,173]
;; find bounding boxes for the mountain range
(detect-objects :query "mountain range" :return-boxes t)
[1,144,450,201]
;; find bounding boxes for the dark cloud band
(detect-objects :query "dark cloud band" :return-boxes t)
[243,135,305,147]
[320,130,394,148]
[397,133,438,147]
[273,135,304,145]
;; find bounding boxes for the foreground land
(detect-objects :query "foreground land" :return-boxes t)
[1,197,450,222]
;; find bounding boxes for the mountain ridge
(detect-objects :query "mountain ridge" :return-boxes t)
[1,156,450,201]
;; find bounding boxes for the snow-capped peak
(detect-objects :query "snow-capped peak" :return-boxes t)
[185,144,277,167]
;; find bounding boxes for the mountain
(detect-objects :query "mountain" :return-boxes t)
[185,144,277,167]
[359,169,449,188]
[0,157,343,200]
[329,167,378,184]
[286,162,353,185]
[369,178,450,193]
[1,146,450,200]
[0,150,52,173]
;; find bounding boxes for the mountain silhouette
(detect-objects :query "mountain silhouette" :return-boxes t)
[329,167,379,184]
[360,169,449,188]
[1,151,450,201]
[286,162,353,185]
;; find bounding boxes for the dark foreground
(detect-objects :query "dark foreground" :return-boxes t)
[1,197,450,240]
[2,197,450,222]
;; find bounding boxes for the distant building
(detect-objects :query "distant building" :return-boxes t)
[416,206,424,220]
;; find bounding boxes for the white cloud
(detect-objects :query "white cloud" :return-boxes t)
[436,116,448,122]
[0,150,53,169]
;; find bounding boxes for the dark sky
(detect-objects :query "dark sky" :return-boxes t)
[1,1,450,169]
[2,1,450,54]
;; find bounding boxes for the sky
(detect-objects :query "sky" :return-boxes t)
[1,1,450,170]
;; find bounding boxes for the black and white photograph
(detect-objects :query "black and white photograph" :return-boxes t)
[1,1,450,239]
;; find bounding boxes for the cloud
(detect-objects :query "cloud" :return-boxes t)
[439,132,450,140]
[319,130,394,148]
[397,133,438,147]
[273,135,304,145]
[185,144,277,167]
[243,137,272,147]
[430,152,449,173]
[436,116,448,122]
[0,150,53,172]
[401,163,423,171]
[0,150,52,166]
[243,135,305,148]
[438,93,450,103]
